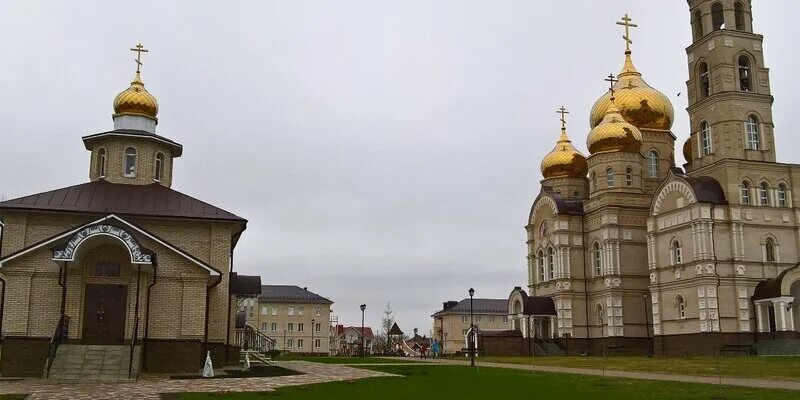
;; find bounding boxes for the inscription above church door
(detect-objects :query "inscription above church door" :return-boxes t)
[83,284,127,345]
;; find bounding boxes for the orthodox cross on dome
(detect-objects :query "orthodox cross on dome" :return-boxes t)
[130,43,149,74]
[616,13,638,54]
[605,73,619,98]
[556,106,569,130]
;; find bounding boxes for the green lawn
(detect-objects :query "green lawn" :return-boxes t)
[468,356,800,381]
[273,356,418,364]
[162,364,795,400]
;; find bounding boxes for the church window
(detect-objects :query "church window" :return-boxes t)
[778,184,788,207]
[124,147,137,177]
[573,190,580,198]
[547,247,554,280]
[692,10,703,40]
[593,242,602,277]
[734,2,745,31]
[606,168,614,187]
[699,63,710,99]
[672,241,683,265]
[765,238,776,262]
[154,153,165,181]
[591,172,597,191]
[676,295,686,319]
[738,56,751,92]
[759,182,769,206]
[596,304,604,325]
[740,182,751,204]
[746,115,760,150]
[625,167,632,186]
[538,250,545,283]
[711,3,724,31]
[98,148,107,177]
[539,221,549,238]
[701,122,712,155]
[648,151,660,178]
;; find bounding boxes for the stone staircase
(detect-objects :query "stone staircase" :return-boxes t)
[752,339,800,356]
[46,344,141,383]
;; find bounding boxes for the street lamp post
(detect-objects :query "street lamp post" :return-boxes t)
[360,304,367,358]
[311,318,316,357]
[469,287,475,367]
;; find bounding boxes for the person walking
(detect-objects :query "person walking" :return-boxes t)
[431,339,441,359]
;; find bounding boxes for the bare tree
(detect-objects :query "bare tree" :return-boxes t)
[373,302,394,353]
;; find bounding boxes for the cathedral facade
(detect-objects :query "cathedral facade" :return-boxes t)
[513,0,800,356]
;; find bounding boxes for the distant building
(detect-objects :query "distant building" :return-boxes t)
[432,299,510,354]
[241,285,333,355]
[332,325,374,356]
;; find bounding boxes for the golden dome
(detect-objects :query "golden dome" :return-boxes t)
[541,129,588,179]
[683,137,693,163]
[586,101,643,154]
[589,53,673,131]
[113,72,158,119]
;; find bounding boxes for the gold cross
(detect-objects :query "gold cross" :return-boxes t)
[556,106,569,130]
[616,13,638,53]
[130,43,149,74]
[605,73,619,97]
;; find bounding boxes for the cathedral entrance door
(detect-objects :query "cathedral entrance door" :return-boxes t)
[83,284,127,345]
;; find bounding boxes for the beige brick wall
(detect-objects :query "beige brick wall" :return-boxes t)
[87,137,176,187]
[243,299,333,354]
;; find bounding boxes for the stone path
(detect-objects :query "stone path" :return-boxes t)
[0,361,394,399]
[387,357,800,391]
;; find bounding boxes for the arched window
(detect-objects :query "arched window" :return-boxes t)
[625,167,633,186]
[700,121,712,155]
[154,153,165,182]
[97,148,107,177]
[759,182,769,206]
[547,247,554,280]
[740,181,751,205]
[672,240,683,265]
[593,242,602,277]
[539,221,549,238]
[573,189,580,198]
[778,184,788,207]
[711,2,725,30]
[746,115,760,150]
[596,304,604,325]
[124,147,137,177]
[765,238,776,262]
[648,151,659,178]
[606,168,614,187]
[692,10,704,40]
[738,56,751,92]
[591,172,597,191]
[538,250,545,283]
[676,295,686,319]
[734,2,745,31]
[699,62,710,99]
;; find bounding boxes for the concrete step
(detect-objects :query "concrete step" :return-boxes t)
[47,344,141,382]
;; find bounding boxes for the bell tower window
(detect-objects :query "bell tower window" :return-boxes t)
[734,2,745,31]
[738,56,751,92]
[701,122,712,155]
[692,10,703,40]
[606,168,614,188]
[625,167,632,186]
[759,182,769,206]
[699,63,710,99]
[746,116,760,150]
[778,184,788,207]
[740,181,751,205]
[97,148,107,178]
[154,153,165,182]
[711,3,725,31]
[124,147,137,177]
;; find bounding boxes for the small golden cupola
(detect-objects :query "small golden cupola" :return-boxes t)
[541,107,588,179]
[589,15,674,131]
[682,137,693,163]
[586,71,643,154]
[112,44,159,133]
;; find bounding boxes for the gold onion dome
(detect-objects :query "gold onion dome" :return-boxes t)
[113,72,158,119]
[683,137,693,163]
[586,101,643,154]
[541,129,588,179]
[589,53,674,131]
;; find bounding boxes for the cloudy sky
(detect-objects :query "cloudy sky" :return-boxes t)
[2,1,799,335]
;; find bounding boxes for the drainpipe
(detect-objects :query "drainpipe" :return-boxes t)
[128,264,142,378]
[581,220,591,354]
[225,251,233,364]
[204,273,224,363]
[142,256,158,371]
[59,262,68,317]
[0,218,5,341]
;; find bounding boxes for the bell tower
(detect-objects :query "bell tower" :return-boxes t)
[684,0,775,171]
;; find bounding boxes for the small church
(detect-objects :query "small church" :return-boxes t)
[0,44,260,377]
[508,1,800,357]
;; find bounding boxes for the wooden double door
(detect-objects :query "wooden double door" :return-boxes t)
[83,284,127,345]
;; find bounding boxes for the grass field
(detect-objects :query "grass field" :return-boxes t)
[466,355,800,380]
[162,364,796,400]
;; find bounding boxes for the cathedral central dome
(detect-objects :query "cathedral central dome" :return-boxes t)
[113,72,158,120]
[589,53,674,131]
[586,101,643,154]
[541,129,588,179]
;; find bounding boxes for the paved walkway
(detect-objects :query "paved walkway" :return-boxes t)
[0,361,394,400]
[384,357,800,391]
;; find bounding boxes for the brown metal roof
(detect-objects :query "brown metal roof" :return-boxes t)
[0,180,246,223]
[82,129,183,157]
[230,273,263,296]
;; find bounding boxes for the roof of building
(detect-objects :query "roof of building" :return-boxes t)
[431,298,508,317]
[230,273,262,296]
[672,169,727,205]
[336,325,374,340]
[258,285,333,304]
[82,129,182,156]
[0,180,246,224]
[388,322,404,336]
[509,287,557,316]
[752,265,799,300]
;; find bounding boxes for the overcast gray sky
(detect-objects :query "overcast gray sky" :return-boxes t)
[2,1,799,335]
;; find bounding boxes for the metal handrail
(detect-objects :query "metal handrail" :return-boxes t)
[236,322,277,353]
[43,314,69,378]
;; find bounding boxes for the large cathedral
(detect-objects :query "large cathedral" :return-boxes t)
[509,0,800,356]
